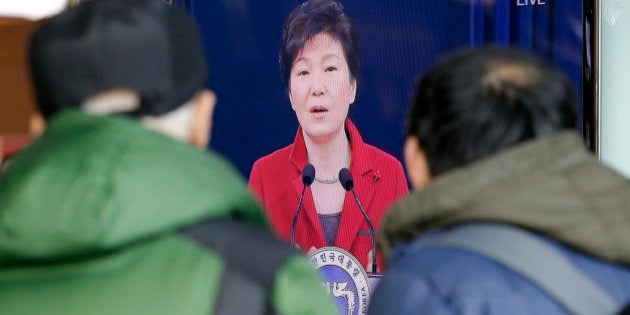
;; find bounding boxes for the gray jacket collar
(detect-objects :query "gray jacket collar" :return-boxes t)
[381,131,630,265]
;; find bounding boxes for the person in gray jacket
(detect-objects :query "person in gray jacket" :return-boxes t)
[369,47,630,314]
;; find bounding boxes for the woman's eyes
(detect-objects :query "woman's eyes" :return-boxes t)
[295,66,337,76]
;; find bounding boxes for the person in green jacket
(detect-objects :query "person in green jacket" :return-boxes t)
[0,1,335,314]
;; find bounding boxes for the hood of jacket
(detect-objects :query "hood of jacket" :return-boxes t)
[0,110,265,261]
[381,131,630,265]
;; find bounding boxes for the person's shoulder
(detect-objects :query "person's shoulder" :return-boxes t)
[180,218,336,314]
[362,143,404,169]
[379,232,571,314]
[369,264,458,315]
[252,143,294,170]
[273,254,338,315]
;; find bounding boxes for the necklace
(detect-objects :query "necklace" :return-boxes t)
[309,141,351,185]
[314,176,339,184]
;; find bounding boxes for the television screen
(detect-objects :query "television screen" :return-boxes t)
[174,0,583,179]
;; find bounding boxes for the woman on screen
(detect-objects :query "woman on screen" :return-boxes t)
[249,0,408,272]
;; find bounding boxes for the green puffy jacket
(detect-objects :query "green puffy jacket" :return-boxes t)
[0,110,335,315]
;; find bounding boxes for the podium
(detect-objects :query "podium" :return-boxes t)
[309,247,381,315]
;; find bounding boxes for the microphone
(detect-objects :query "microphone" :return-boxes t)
[290,163,315,248]
[339,168,378,274]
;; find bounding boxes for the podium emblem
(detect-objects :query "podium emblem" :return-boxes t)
[309,247,370,315]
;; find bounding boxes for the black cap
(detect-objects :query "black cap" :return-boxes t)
[29,0,207,118]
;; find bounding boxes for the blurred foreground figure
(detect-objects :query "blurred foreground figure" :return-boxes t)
[0,1,335,314]
[369,47,630,315]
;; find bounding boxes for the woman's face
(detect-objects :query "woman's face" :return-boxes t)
[289,33,356,142]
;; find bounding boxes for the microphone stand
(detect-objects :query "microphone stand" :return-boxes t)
[290,163,315,248]
[339,168,378,274]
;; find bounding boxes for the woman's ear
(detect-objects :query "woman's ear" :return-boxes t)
[288,90,295,110]
[288,83,298,112]
[191,90,216,149]
[404,136,431,190]
[349,79,357,104]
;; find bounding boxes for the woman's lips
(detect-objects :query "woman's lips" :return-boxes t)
[310,106,329,118]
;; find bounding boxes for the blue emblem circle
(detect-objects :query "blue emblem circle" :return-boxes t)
[309,247,370,315]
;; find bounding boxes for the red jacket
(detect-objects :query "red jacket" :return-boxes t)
[249,119,408,271]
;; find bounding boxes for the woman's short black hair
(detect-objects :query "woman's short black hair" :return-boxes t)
[407,47,577,176]
[279,0,359,88]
